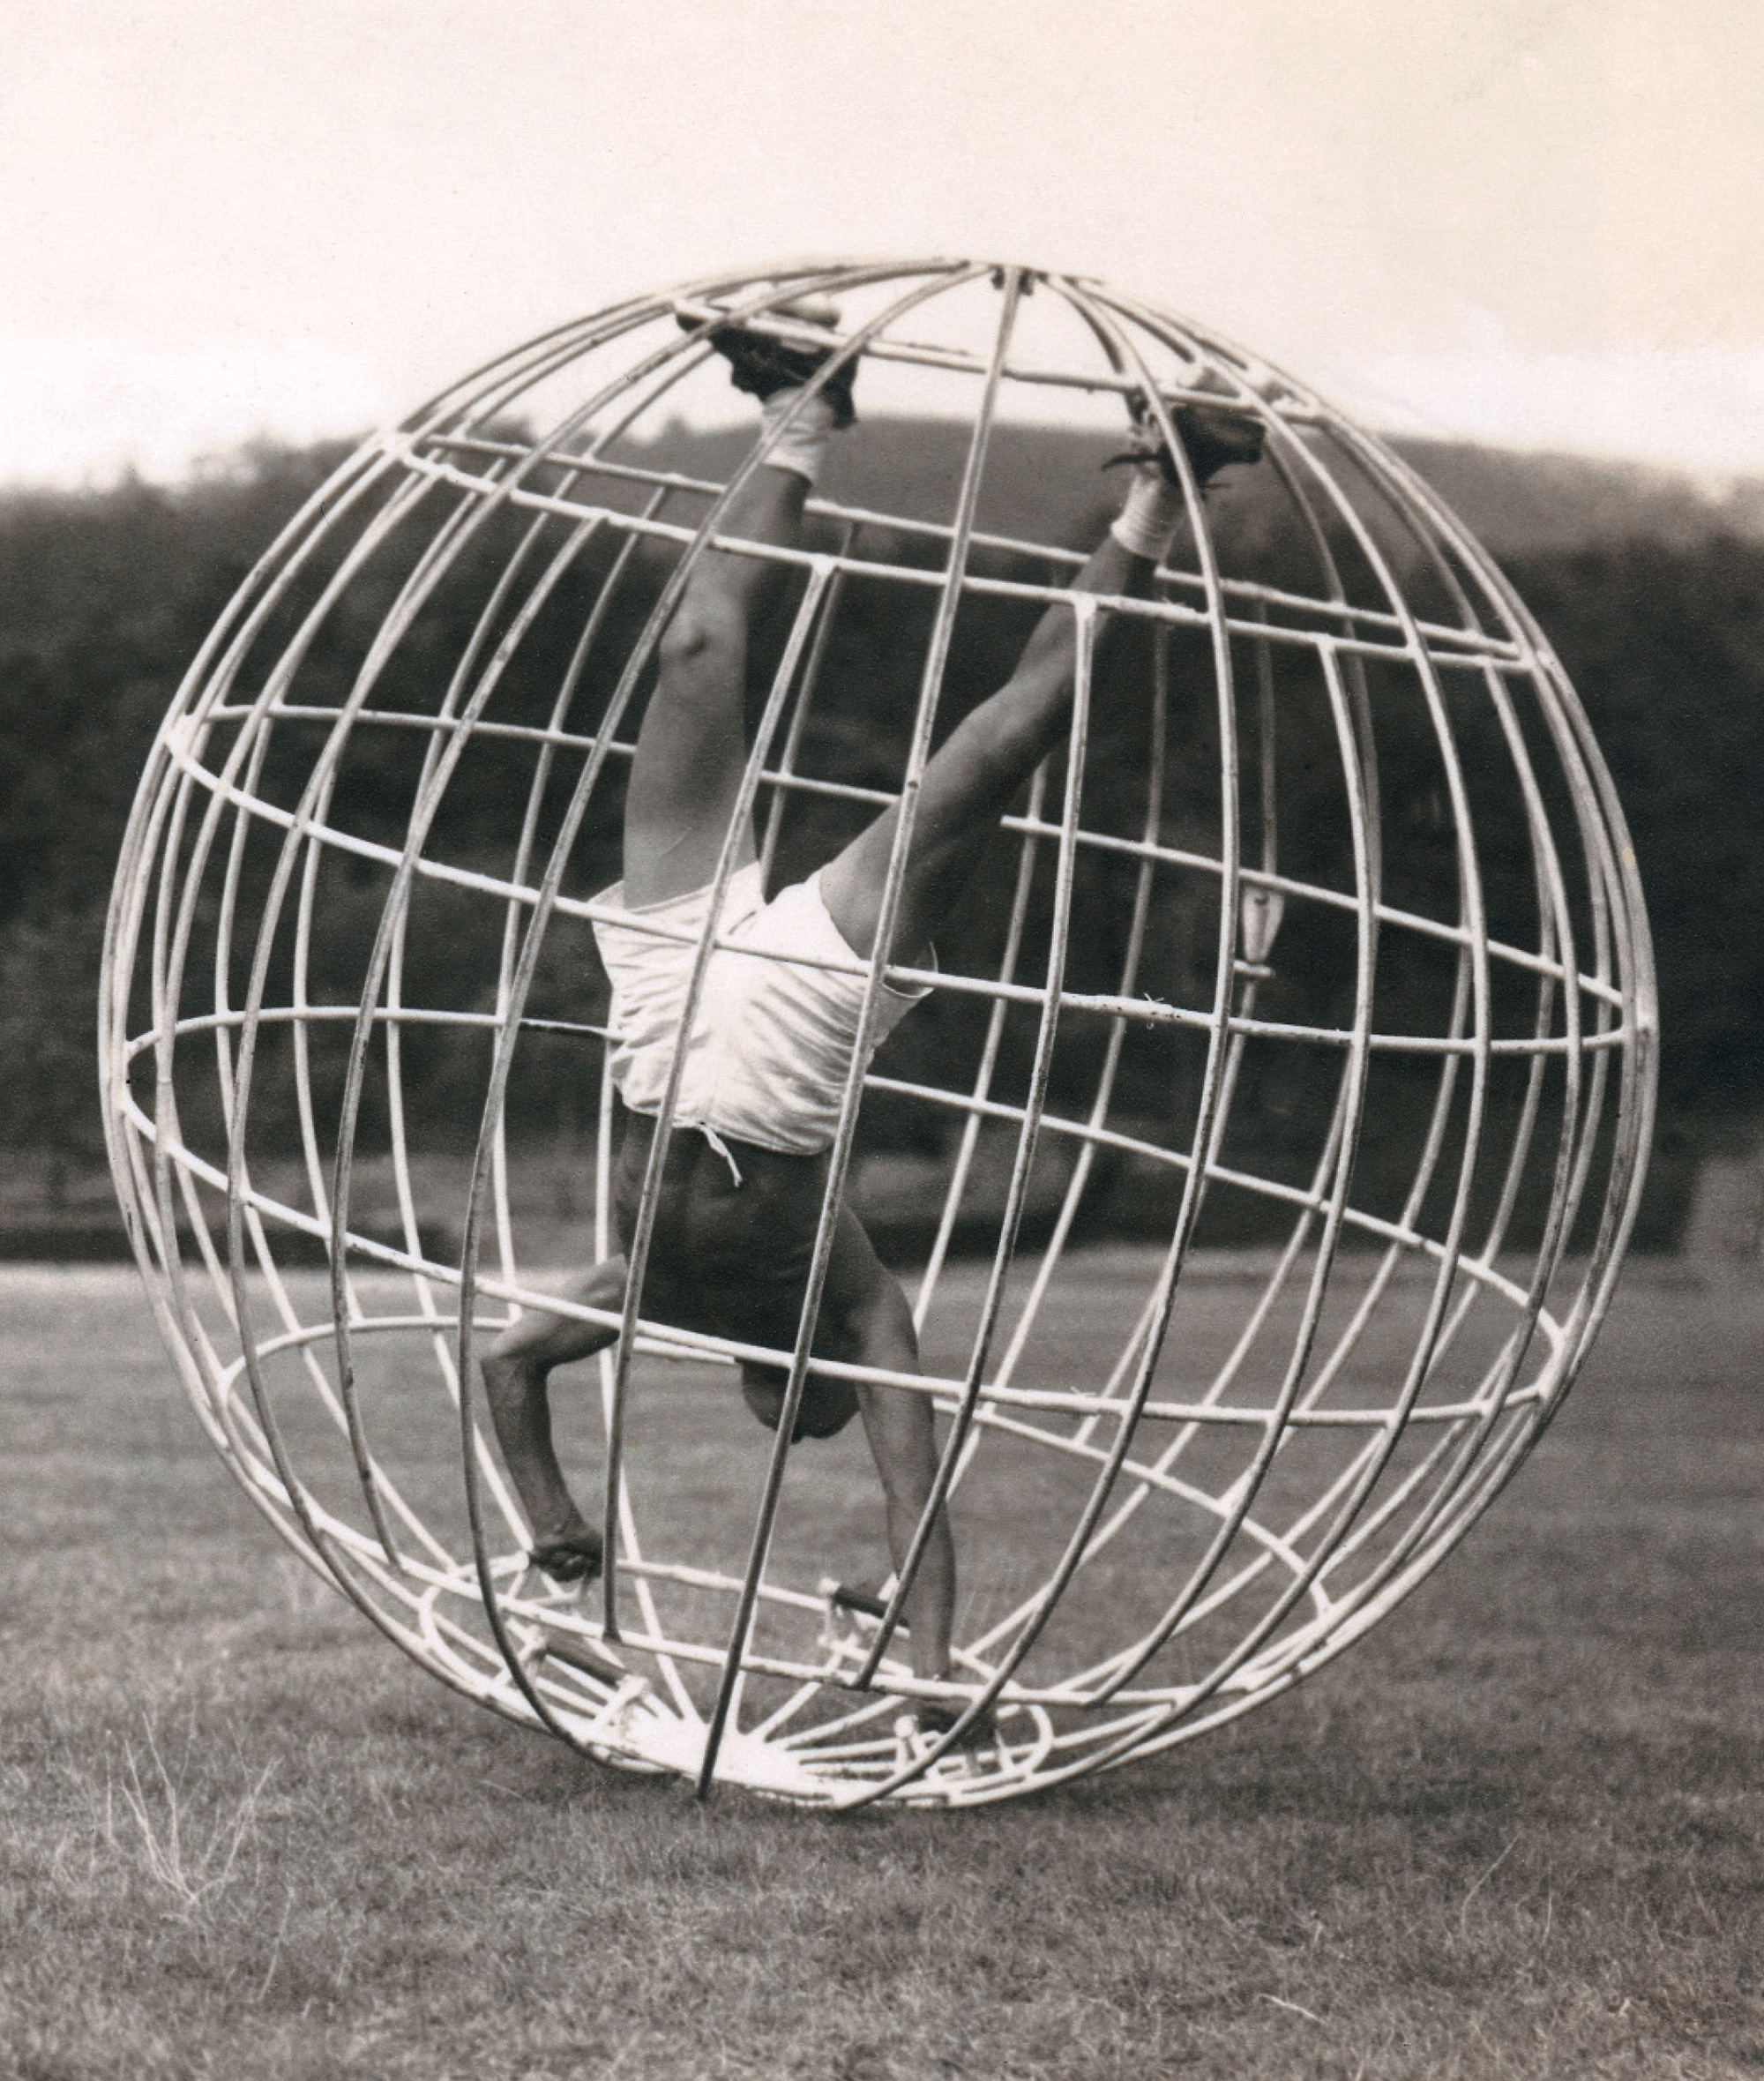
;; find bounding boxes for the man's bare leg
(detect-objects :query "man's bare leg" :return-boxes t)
[624,295,852,907]
[482,1254,627,1576]
[622,461,810,908]
[820,529,1154,966]
[820,393,1266,965]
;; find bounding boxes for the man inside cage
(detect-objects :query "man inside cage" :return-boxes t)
[482,296,1265,1725]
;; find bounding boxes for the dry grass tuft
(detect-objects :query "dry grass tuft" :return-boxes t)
[103,1720,275,1917]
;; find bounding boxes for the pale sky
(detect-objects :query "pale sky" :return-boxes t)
[5,0,1762,485]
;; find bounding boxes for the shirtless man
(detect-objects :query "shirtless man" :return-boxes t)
[482,296,1265,1707]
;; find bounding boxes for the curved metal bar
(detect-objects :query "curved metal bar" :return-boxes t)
[328,503,610,1553]
[445,488,669,1538]
[1011,357,1464,1697]
[1080,464,1514,1711]
[308,325,770,1626]
[912,762,1050,1327]
[150,470,465,1618]
[851,595,1095,1691]
[695,265,1020,1793]
[758,521,858,884]
[987,590,1174,1396]
[1052,427,1475,1591]
[1006,599,1290,1592]
[1082,617,1387,1708]
[1366,437,1654,1324]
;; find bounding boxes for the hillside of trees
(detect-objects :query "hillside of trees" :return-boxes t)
[2,424,1759,1249]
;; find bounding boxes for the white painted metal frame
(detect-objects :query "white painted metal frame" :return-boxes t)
[100,260,1656,1807]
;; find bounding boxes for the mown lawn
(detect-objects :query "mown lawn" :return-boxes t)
[1,1260,1760,2080]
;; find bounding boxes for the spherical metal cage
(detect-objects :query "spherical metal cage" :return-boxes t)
[101,260,1656,1807]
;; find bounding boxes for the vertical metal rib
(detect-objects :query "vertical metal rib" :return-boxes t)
[597,558,836,1627]
[695,266,1022,1793]
[851,595,1096,1696]
[913,762,1049,1328]
[758,521,857,884]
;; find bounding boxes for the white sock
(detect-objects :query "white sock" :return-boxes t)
[759,386,840,486]
[1110,468,1188,562]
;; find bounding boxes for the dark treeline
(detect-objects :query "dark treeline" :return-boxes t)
[3,430,1759,1244]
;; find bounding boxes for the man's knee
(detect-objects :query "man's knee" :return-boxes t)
[484,1318,535,1373]
[658,593,744,678]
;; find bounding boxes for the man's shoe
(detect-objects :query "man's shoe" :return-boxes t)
[911,1697,1000,1754]
[529,1531,603,1585]
[679,297,858,427]
[1107,382,1266,486]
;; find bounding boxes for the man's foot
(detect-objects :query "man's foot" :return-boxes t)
[826,1582,891,1622]
[518,1621,625,1685]
[901,1697,1001,1755]
[529,1530,603,1586]
[1108,377,1267,487]
[679,296,857,428]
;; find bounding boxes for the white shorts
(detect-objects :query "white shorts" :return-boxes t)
[588,862,931,1157]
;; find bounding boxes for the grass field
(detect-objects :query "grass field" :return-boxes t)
[2,1257,1760,2079]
